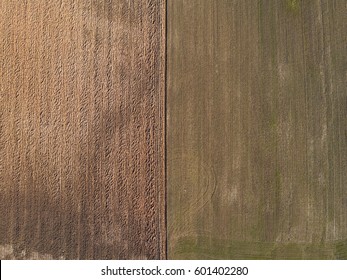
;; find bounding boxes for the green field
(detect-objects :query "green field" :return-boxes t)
[167,0,347,259]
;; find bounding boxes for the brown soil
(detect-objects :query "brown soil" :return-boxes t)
[0,0,165,259]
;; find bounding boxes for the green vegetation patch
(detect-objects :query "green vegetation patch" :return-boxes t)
[287,0,300,12]
[171,236,341,259]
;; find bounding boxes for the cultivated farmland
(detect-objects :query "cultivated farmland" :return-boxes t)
[0,0,165,259]
[167,0,347,259]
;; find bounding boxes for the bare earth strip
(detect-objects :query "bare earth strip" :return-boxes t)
[0,0,165,259]
[167,0,347,259]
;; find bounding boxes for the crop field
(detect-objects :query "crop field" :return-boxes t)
[1,0,346,260]
[0,0,165,259]
[167,0,347,259]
